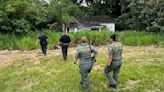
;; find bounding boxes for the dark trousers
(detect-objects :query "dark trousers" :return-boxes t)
[104,61,122,85]
[62,46,68,61]
[41,44,47,55]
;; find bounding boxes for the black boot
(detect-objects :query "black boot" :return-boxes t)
[80,81,83,85]
[109,84,117,89]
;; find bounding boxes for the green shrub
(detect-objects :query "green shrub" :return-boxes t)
[19,37,36,50]
[118,31,162,46]
[0,30,164,50]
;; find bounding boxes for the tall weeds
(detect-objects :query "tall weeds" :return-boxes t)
[0,31,163,50]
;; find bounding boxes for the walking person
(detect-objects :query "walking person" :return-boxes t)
[104,34,123,89]
[74,37,98,89]
[36,32,48,55]
[59,32,71,61]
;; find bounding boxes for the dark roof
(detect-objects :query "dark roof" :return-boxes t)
[76,16,114,23]
[69,16,114,28]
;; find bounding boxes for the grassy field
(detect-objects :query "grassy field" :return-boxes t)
[0,46,164,92]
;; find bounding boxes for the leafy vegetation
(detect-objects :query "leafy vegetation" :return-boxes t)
[116,0,164,32]
[0,0,80,33]
[0,0,164,33]
[0,31,164,50]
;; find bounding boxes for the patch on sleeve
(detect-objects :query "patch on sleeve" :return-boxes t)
[109,47,112,51]
[108,46,113,55]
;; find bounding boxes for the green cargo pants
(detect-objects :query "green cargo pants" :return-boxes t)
[79,61,93,88]
[104,61,122,85]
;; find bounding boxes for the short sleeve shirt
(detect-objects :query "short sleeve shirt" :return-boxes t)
[38,35,47,44]
[108,42,122,61]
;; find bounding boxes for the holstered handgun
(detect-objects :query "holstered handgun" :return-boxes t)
[90,49,96,63]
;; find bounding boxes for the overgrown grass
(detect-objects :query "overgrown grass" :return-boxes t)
[118,31,164,46]
[0,47,163,92]
[0,30,164,50]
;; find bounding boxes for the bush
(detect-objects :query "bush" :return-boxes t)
[118,31,162,46]
[0,30,164,50]
[116,0,164,32]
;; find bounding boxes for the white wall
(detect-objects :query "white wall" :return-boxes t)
[100,23,115,33]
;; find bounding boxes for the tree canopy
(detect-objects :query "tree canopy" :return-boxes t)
[0,0,164,33]
[0,0,80,33]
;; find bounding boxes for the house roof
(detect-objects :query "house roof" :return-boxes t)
[76,16,114,23]
[69,16,114,28]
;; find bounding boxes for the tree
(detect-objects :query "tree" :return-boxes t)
[48,0,80,31]
[72,0,131,17]
[0,0,81,33]
[0,0,49,33]
[116,0,164,32]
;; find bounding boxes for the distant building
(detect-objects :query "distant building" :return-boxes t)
[39,0,51,4]
[68,16,115,33]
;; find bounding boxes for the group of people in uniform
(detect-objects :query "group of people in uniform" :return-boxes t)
[36,32,123,90]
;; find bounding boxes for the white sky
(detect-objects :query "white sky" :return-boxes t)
[39,0,51,4]
[40,0,88,7]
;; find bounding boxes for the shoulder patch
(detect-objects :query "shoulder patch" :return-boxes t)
[109,47,112,51]
[108,46,113,52]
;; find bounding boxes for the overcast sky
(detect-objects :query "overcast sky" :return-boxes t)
[40,0,51,4]
[40,0,87,7]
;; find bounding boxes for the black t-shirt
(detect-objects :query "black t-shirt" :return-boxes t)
[59,35,71,43]
[38,35,48,44]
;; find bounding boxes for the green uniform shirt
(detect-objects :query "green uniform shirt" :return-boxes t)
[108,42,122,61]
[75,43,98,62]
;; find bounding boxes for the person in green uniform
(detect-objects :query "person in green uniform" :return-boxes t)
[74,37,98,89]
[36,32,48,55]
[104,34,122,89]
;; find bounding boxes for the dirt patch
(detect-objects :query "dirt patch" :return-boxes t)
[93,64,105,71]
[21,80,39,89]
[0,48,74,68]
[126,80,141,86]
[0,46,164,69]
[120,80,141,90]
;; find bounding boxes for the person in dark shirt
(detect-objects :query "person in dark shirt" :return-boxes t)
[37,32,48,55]
[59,32,71,61]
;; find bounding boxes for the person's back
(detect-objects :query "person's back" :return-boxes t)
[37,32,48,55]
[109,42,122,61]
[39,34,48,45]
[60,34,71,43]
[59,33,71,61]
[77,44,95,63]
[104,34,122,89]
[74,37,98,89]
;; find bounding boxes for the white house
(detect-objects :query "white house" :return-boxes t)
[68,16,115,33]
